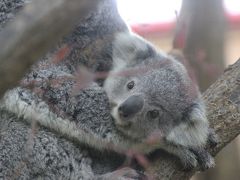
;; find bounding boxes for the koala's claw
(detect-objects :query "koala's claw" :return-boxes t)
[119,167,142,179]
[180,152,198,171]
[96,167,146,180]
[199,155,215,171]
[207,128,220,148]
[190,148,215,171]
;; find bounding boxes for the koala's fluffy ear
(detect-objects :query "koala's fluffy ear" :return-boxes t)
[166,102,209,148]
[113,32,156,62]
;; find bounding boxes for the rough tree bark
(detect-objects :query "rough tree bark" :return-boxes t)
[0,0,239,179]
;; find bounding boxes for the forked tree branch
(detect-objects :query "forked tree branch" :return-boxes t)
[0,0,99,97]
[147,58,240,180]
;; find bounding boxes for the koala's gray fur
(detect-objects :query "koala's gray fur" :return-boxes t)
[2,31,216,172]
[104,32,216,170]
[0,0,136,179]
[0,0,216,179]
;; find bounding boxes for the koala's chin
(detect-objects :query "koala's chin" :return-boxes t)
[111,103,136,138]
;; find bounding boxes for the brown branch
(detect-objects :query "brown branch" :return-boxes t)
[178,0,226,91]
[0,0,99,98]
[146,58,240,180]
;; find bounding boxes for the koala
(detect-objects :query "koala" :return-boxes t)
[1,31,217,172]
[104,32,217,170]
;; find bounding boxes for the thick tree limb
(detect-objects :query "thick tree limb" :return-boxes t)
[0,0,99,97]
[147,59,240,180]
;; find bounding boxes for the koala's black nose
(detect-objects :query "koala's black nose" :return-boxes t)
[118,95,144,118]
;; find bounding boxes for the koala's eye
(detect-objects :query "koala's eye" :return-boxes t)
[127,81,135,90]
[147,110,159,119]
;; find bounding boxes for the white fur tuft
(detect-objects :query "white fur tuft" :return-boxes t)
[166,105,209,148]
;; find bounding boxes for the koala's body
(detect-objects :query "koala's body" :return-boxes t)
[2,31,216,171]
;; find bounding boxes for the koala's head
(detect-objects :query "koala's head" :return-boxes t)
[104,32,207,143]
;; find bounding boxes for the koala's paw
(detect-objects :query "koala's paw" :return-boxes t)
[179,151,198,171]
[191,148,215,171]
[199,155,215,171]
[96,167,146,180]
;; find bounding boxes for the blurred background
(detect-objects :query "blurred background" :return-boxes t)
[116,0,240,179]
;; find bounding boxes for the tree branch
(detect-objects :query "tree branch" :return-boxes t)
[147,58,240,180]
[0,0,99,97]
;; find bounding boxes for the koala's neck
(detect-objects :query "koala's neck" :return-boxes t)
[0,88,144,154]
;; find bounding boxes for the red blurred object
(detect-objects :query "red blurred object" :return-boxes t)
[131,22,175,35]
[227,14,240,28]
[52,45,71,64]
[131,13,240,35]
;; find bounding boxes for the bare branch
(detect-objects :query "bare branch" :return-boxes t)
[0,0,99,97]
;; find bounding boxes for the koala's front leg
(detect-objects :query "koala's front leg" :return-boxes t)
[161,144,198,171]
[162,143,215,171]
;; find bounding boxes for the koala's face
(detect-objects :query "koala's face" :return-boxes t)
[104,56,199,141]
